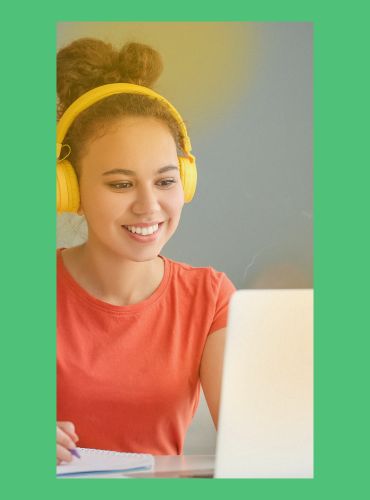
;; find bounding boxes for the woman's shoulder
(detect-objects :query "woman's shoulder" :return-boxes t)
[163,255,235,293]
[164,254,217,276]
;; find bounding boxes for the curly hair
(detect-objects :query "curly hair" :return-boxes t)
[57,38,183,173]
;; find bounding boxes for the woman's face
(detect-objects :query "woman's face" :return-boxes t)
[78,116,185,261]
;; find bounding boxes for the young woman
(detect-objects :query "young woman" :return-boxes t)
[56,38,236,464]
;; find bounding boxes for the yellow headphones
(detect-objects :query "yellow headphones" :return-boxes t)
[56,83,197,213]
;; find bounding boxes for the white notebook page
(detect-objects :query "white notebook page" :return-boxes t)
[57,447,154,477]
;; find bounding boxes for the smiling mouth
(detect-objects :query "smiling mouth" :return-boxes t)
[122,222,164,236]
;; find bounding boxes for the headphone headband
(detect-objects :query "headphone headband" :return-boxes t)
[56,83,193,159]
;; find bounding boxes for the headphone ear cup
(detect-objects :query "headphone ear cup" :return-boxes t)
[179,156,197,203]
[57,160,80,213]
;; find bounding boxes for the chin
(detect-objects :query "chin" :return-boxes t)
[127,253,159,262]
[126,246,164,263]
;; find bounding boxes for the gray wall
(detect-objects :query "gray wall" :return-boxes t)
[57,22,313,453]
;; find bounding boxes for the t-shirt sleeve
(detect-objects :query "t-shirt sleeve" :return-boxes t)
[208,268,237,335]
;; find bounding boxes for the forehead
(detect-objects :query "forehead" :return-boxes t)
[83,116,178,164]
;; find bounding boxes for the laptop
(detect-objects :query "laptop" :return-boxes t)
[214,289,313,478]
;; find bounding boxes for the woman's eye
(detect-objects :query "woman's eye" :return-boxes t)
[157,179,177,187]
[109,182,132,189]
[108,179,176,190]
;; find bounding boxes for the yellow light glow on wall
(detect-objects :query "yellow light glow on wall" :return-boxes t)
[57,22,261,136]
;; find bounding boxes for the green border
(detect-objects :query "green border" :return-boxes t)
[2,0,368,498]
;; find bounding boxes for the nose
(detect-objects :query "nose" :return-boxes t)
[131,184,161,215]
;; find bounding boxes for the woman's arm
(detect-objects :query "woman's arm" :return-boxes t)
[199,327,227,430]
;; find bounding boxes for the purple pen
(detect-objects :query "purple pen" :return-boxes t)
[70,448,81,459]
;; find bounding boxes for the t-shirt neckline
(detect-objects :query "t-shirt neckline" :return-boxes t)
[57,248,171,314]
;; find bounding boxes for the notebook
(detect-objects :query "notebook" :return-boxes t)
[56,447,154,477]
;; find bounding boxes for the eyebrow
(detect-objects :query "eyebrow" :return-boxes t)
[102,165,179,176]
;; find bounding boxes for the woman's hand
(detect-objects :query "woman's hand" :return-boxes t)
[57,421,79,465]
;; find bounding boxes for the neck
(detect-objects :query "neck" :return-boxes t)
[67,240,164,306]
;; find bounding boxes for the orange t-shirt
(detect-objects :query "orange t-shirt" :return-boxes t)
[57,248,236,455]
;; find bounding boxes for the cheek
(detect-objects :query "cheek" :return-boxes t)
[166,187,185,218]
[80,183,119,220]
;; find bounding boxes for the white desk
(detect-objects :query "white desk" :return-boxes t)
[70,455,215,479]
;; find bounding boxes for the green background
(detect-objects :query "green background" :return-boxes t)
[2,0,369,497]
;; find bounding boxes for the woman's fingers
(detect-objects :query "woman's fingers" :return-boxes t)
[57,426,77,450]
[57,421,79,442]
[57,422,79,464]
[57,443,73,463]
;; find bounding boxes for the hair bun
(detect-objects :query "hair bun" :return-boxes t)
[118,42,163,88]
[57,38,120,113]
[57,38,164,117]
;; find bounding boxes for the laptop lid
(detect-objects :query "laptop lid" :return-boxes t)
[214,289,313,478]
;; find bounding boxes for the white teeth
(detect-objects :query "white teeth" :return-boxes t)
[125,223,159,235]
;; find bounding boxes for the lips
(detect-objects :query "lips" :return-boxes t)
[122,222,163,229]
[121,222,164,243]
[123,221,164,228]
